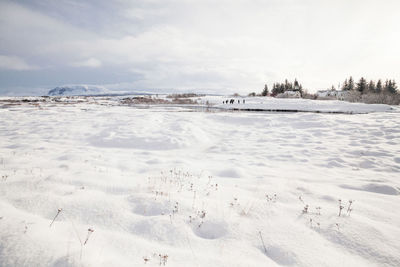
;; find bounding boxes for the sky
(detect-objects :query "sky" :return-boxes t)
[0,0,399,95]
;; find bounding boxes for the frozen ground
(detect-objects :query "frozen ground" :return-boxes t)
[0,97,399,267]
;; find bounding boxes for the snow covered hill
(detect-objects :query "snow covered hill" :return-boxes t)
[47,85,111,96]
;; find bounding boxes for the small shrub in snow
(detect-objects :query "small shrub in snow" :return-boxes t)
[211,183,218,191]
[207,175,212,185]
[172,202,179,215]
[265,194,277,202]
[197,210,206,227]
[240,202,254,216]
[230,197,239,207]
[302,205,309,214]
[159,254,168,266]
[143,257,150,264]
[299,196,311,214]
[198,210,206,220]
[315,206,321,215]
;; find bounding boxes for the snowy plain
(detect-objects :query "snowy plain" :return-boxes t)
[0,96,399,267]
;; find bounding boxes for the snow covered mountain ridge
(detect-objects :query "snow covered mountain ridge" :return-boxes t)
[47,85,110,96]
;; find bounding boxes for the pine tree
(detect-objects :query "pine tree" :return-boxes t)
[272,83,279,96]
[299,85,304,96]
[262,84,269,96]
[348,76,355,91]
[385,79,398,94]
[284,79,289,91]
[392,80,398,94]
[342,79,349,91]
[294,79,299,90]
[384,80,390,93]
[356,77,367,93]
[269,79,305,97]
[376,79,383,93]
[368,80,376,93]
[279,84,285,94]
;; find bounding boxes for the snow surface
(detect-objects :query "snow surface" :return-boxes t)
[0,97,399,267]
[212,96,392,114]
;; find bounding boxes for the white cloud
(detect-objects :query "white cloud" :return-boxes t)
[71,58,102,68]
[1,0,400,93]
[0,55,38,71]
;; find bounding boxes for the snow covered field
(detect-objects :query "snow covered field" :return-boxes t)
[213,97,393,114]
[0,97,399,267]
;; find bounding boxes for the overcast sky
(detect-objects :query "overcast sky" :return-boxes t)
[0,0,399,95]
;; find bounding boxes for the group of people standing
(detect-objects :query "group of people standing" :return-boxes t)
[223,99,245,104]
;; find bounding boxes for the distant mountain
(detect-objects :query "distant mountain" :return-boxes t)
[47,85,110,96]
[47,85,154,96]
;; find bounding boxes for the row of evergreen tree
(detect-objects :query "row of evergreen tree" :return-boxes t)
[341,77,398,94]
[256,77,398,98]
[261,79,304,96]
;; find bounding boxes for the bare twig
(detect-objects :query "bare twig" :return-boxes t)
[338,199,344,216]
[84,228,94,245]
[347,200,354,215]
[258,231,267,254]
[49,208,62,227]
